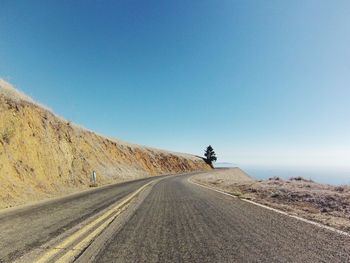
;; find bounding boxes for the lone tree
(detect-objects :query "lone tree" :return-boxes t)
[204,145,217,167]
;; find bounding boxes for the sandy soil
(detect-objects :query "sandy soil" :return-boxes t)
[193,168,350,233]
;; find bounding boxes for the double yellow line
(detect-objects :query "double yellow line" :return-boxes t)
[36,181,154,263]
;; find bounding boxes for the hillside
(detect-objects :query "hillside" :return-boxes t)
[192,167,255,186]
[0,79,211,209]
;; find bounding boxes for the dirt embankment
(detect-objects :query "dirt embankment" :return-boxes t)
[0,80,211,209]
[193,168,350,233]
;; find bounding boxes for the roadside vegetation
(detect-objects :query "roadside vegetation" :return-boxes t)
[193,169,350,233]
[204,145,217,167]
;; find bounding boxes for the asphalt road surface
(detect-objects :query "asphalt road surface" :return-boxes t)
[1,172,350,263]
[0,175,167,263]
[95,174,350,263]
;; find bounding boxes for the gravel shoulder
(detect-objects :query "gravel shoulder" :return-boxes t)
[193,168,350,233]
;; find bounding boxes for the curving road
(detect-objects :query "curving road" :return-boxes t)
[1,172,350,263]
[94,174,350,263]
[0,175,168,263]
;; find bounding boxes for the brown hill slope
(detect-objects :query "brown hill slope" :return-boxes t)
[0,80,211,208]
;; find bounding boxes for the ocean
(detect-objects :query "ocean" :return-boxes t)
[215,163,350,185]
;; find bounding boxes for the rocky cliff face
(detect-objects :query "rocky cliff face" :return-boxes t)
[0,80,211,208]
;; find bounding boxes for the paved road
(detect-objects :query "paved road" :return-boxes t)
[95,174,350,263]
[0,175,168,263]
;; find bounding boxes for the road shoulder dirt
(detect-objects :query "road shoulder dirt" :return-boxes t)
[192,168,350,233]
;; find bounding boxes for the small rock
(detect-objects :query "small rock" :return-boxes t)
[271,192,279,198]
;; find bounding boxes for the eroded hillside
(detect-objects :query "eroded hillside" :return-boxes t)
[0,80,211,208]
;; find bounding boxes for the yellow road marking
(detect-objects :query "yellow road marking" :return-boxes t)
[36,181,153,263]
[56,210,122,263]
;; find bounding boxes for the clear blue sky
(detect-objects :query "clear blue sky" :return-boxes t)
[1,0,350,169]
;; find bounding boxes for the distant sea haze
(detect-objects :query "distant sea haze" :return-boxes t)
[215,163,350,186]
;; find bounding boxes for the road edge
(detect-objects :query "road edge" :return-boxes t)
[188,177,350,238]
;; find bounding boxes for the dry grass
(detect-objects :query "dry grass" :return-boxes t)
[194,169,350,233]
[0,79,35,103]
[0,80,211,209]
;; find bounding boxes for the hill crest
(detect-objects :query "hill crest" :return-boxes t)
[0,80,210,209]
